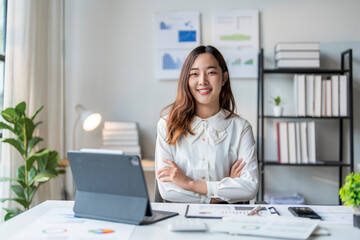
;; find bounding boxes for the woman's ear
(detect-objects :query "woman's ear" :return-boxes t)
[222,71,229,86]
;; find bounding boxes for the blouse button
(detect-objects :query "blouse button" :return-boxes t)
[202,176,206,180]
[210,193,214,196]
[202,158,206,161]
[202,138,206,141]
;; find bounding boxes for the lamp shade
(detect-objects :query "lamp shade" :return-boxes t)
[75,104,102,132]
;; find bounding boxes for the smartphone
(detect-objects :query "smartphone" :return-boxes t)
[288,207,322,219]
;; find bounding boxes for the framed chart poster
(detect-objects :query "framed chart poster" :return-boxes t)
[155,11,200,80]
[212,10,259,79]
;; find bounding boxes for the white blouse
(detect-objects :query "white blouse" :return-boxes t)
[155,109,259,204]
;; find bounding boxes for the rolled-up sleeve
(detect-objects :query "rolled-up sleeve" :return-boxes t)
[205,122,259,203]
[155,119,205,203]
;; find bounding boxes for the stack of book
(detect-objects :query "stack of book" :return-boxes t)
[101,121,141,158]
[294,74,348,117]
[275,42,320,68]
[276,121,316,164]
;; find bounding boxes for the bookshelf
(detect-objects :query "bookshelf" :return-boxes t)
[257,49,354,204]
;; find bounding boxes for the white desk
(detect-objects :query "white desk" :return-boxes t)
[0,201,359,239]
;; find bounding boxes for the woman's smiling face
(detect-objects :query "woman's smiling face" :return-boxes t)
[188,53,228,111]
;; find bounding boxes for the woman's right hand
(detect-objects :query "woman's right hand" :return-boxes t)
[230,159,246,178]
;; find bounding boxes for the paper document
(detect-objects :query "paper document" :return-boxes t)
[10,208,135,240]
[311,206,353,224]
[185,204,270,218]
[212,215,319,239]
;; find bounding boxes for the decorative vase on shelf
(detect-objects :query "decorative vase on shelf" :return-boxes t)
[273,106,283,117]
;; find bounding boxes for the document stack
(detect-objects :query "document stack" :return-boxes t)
[265,192,305,205]
[275,42,320,68]
[294,74,348,117]
[101,121,141,158]
[276,121,316,164]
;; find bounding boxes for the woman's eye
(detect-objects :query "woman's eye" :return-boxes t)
[190,72,198,76]
[209,71,216,75]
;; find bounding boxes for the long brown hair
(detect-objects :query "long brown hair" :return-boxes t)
[160,45,236,145]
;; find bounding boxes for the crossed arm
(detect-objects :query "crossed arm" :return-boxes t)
[157,159,246,203]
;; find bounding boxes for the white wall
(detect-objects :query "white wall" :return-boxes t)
[65,0,360,204]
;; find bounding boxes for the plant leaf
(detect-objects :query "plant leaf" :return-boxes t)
[1,108,18,124]
[0,122,15,133]
[0,177,18,182]
[46,151,60,170]
[29,173,57,185]
[0,198,28,208]
[15,102,26,117]
[34,121,43,129]
[10,185,25,199]
[31,106,44,121]
[28,167,37,186]
[29,186,38,202]
[2,138,25,156]
[27,137,43,155]
[27,148,50,171]
[16,166,26,188]
[2,207,23,221]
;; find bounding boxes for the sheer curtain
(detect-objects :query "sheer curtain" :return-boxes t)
[0,0,65,222]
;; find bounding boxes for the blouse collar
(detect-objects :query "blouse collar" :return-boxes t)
[185,109,232,145]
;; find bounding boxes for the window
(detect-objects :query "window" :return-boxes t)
[0,0,7,156]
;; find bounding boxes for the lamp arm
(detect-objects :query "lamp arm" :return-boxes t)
[72,114,80,150]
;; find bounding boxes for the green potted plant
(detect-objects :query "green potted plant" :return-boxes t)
[339,171,360,228]
[0,102,64,221]
[269,96,283,116]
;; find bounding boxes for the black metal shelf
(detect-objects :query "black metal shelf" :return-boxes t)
[260,115,350,119]
[262,161,352,167]
[256,48,354,205]
[263,69,349,74]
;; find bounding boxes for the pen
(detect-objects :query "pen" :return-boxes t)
[247,206,262,216]
[268,206,280,216]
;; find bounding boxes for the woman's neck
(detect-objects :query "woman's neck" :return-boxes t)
[195,105,221,119]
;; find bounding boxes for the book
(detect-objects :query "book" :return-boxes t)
[102,141,139,147]
[276,122,281,163]
[326,79,332,117]
[279,122,289,164]
[300,122,308,164]
[295,122,302,164]
[321,80,326,116]
[331,75,339,117]
[307,121,316,164]
[102,135,139,141]
[306,75,315,117]
[103,121,138,130]
[339,75,348,116]
[275,42,319,52]
[314,75,322,117]
[288,122,296,164]
[276,59,320,68]
[294,74,306,116]
[275,51,320,60]
[102,129,138,137]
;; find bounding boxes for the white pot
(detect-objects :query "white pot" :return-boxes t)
[273,106,283,116]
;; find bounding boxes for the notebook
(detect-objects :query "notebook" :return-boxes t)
[67,151,178,225]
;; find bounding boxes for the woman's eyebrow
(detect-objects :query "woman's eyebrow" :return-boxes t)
[190,66,217,71]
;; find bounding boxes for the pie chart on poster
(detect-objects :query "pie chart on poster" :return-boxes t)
[89,229,115,234]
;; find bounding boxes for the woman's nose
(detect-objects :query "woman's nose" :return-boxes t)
[198,73,208,85]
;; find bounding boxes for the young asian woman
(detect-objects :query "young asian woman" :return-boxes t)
[155,45,258,204]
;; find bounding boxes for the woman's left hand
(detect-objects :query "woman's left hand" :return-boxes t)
[157,159,192,190]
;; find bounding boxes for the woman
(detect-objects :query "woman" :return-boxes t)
[155,45,258,203]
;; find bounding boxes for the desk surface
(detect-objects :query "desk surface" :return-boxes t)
[0,201,359,239]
